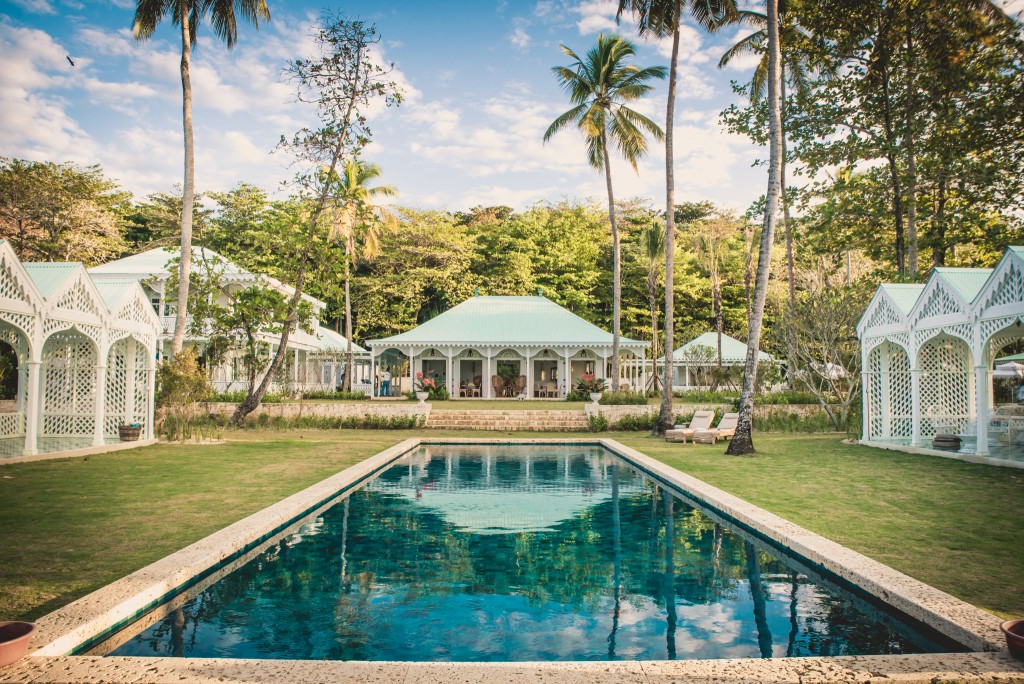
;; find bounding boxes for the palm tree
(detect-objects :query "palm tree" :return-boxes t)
[132,0,271,356]
[616,0,737,430]
[718,0,818,386]
[326,160,398,391]
[543,34,665,392]
[639,221,665,391]
[727,0,784,456]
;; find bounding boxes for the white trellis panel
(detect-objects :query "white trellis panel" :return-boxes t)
[42,331,98,436]
[918,337,971,438]
[0,412,25,438]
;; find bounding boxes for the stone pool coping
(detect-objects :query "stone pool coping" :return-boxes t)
[3,437,1021,683]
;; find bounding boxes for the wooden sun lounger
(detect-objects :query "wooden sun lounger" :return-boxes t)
[665,410,715,443]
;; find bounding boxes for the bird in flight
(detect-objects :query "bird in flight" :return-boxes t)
[66,55,75,67]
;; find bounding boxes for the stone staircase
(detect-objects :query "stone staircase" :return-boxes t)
[426,409,588,431]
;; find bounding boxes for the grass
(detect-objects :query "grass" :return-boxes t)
[1,430,1021,623]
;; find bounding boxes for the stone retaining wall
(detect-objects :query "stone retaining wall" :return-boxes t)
[204,401,429,420]
[587,402,835,422]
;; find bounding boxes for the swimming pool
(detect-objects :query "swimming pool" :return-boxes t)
[86,443,958,662]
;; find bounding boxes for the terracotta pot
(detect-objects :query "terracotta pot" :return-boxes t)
[0,621,36,668]
[1001,620,1024,661]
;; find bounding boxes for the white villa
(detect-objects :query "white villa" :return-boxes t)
[0,240,161,458]
[366,295,648,398]
[90,247,371,395]
[858,246,1024,463]
[660,332,776,390]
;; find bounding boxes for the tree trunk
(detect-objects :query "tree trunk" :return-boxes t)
[780,67,797,390]
[172,0,194,356]
[728,0,783,456]
[713,272,723,368]
[877,8,905,277]
[933,174,947,266]
[657,22,681,435]
[343,256,354,392]
[745,541,773,658]
[904,14,918,277]
[648,270,659,392]
[602,128,621,392]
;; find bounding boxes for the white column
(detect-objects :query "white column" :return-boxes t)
[446,348,454,396]
[93,354,108,447]
[641,352,647,394]
[146,356,155,440]
[563,350,571,397]
[370,352,377,398]
[408,347,415,396]
[15,363,26,412]
[860,369,870,442]
[910,366,922,446]
[525,349,532,398]
[23,360,42,455]
[485,352,493,398]
[880,346,891,439]
[975,364,990,455]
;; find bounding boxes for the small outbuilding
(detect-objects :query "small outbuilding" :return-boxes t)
[366,295,648,398]
[659,332,776,390]
[857,246,1024,460]
[0,241,161,458]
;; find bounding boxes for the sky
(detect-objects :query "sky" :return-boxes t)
[2,0,1022,214]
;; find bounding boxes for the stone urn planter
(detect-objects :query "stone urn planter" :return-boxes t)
[0,621,36,668]
[589,392,602,404]
[1001,620,1024,661]
[415,391,429,405]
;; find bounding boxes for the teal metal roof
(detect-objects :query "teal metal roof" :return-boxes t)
[317,327,367,354]
[93,280,138,310]
[368,296,647,348]
[22,263,80,298]
[90,247,246,277]
[879,283,925,314]
[934,267,992,303]
[996,352,1024,363]
[669,332,773,365]
[1010,247,1024,258]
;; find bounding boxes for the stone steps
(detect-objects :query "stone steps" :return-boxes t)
[426,409,588,431]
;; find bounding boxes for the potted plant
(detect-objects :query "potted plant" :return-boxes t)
[0,621,36,667]
[118,422,142,441]
[414,372,434,404]
[576,373,606,404]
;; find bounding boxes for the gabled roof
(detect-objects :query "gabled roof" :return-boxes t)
[93,280,139,311]
[368,296,647,348]
[91,246,325,310]
[879,283,925,315]
[22,263,80,298]
[316,327,367,354]
[934,268,991,303]
[667,331,773,365]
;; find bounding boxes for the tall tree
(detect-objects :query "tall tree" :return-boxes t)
[616,0,736,430]
[232,14,402,423]
[326,159,398,391]
[688,210,741,368]
[639,221,665,390]
[543,34,665,391]
[727,0,783,456]
[132,0,271,355]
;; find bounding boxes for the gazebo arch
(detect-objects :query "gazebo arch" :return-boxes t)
[0,241,160,459]
[859,247,1024,460]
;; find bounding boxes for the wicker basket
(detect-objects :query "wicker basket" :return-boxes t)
[118,425,142,442]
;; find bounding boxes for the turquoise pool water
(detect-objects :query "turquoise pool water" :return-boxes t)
[100,444,954,661]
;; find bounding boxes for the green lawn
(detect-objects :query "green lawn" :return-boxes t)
[1,431,1021,623]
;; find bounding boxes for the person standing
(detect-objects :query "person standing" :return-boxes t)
[382,369,392,397]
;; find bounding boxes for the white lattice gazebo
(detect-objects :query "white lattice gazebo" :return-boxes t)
[0,241,161,458]
[858,247,1024,460]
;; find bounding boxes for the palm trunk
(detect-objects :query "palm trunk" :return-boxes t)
[877,7,905,276]
[745,541,773,658]
[172,0,194,356]
[728,0,783,456]
[601,128,621,392]
[714,272,723,368]
[648,271,659,392]
[344,254,354,392]
[780,67,797,389]
[657,22,681,435]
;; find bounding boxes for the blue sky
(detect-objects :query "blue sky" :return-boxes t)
[10,0,1005,214]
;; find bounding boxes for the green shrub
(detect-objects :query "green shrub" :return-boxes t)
[210,389,284,404]
[566,389,591,402]
[192,412,422,431]
[672,390,739,404]
[753,407,837,433]
[301,390,368,401]
[612,411,658,431]
[599,390,648,405]
[587,413,609,432]
[428,386,450,401]
[156,349,213,441]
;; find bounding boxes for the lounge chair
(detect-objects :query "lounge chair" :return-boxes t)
[692,412,740,444]
[665,410,715,443]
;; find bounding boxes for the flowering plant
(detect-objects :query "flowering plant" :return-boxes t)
[415,371,438,392]
[576,373,606,393]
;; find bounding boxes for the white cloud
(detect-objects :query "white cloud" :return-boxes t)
[509,25,531,49]
[574,0,617,34]
[9,0,56,14]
